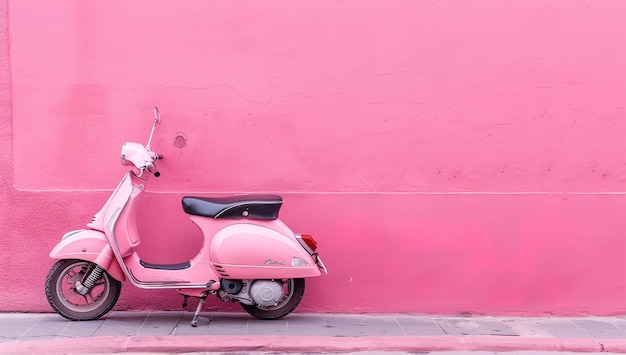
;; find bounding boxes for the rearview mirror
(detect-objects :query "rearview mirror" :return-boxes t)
[147,106,161,150]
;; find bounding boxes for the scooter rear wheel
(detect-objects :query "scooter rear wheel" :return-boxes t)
[45,259,121,321]
[241,278,305,320]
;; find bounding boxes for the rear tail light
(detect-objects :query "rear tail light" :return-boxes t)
[301,234,318,251]
[296,234,318,254]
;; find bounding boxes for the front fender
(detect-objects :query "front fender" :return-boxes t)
[50,229,126,282]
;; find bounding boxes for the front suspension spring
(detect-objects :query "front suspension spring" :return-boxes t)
[82,264,105,289]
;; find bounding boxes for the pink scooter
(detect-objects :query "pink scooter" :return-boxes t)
[45,107,327,326]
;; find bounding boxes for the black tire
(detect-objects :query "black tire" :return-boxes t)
[45,259,121,321]
[241,278,305,320]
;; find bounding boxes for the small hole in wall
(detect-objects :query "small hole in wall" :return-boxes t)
[174,134,187,148]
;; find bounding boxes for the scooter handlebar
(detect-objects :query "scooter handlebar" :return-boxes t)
[145,163,161,177]
[149,151,163,161]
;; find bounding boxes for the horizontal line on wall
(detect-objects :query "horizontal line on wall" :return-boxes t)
[12,187,626,196]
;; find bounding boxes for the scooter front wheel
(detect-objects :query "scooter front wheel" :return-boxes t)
[45,259,121,321]
[241,278,305,320]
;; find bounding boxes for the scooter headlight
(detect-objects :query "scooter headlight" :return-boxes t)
[121,143,133,166]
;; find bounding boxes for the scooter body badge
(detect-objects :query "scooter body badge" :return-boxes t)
[264,258,285,265]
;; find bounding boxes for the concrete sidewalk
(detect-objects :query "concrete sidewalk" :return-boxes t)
[3,311,626,354]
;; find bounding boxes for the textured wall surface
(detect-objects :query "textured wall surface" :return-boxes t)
[2,0,626,315]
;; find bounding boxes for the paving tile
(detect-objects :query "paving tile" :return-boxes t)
[209,312,252,322]
[173,326,210,335]
[287,326,323,336]
[351,315,404,336]
[360,315,400,326]
[202,313,248,335]
[326,325,368,337]
[206,324,247,335]
[25,314,60,322]
[545,328,593,338]
[566,319,625,338]
[286,314,325,327]
[22,317,70,337]
[288,326,337,337]
[533,319,592,338]
[608,319,626,331]
[209,313,251,328]
[93,322,141,336]
[321,315,367,337]
[574,319,623,330]
[0,315,42,339]
[396,317,445,336]
[102,311,149,322]
[503,319,553,337]
[136,311,183,336]
[173,312,215,334]
[287,314,327,336]
[436,318,516,336]
[583,327,626,338]
[92,311,148,336]
[535,319,579,330]
[247,319,288,336]
[364,325,405,336]
[61,319,105,337]
[323,314,365,327]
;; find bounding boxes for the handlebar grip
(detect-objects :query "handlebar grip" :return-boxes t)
[146,163,160,177]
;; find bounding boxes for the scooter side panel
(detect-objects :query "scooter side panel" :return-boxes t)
[209,223,321,279]
[49,229,126,281]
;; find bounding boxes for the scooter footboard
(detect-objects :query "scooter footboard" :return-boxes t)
[49,229,126,281]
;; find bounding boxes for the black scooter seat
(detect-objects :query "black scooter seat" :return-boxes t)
[182,194,283,220]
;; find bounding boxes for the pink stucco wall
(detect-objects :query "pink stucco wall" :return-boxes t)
[2,0,626,315]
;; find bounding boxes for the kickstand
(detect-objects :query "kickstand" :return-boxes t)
[182,295,189,310]
[190,293,209,327]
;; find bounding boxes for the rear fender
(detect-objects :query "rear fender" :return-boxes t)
[49,229,126,281]
[209,224,321,279]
